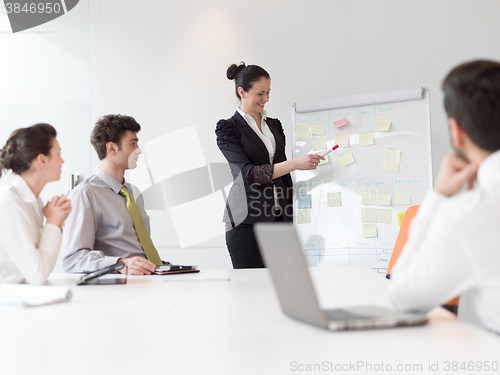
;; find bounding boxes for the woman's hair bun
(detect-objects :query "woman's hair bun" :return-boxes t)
[0,139,17,166]
[226,62,246,80]
[0,139,24,177]
[226,62,270,100]
[0,124,56,178]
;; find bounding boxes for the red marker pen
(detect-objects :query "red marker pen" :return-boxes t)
[320,145,339,157]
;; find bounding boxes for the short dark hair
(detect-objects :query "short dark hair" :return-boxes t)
[91,115,141,160]
[0,123,56,177]
[442,60,500,152]
[226,62,270,99]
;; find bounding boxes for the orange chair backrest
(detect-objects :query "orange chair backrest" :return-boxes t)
[387,205,420,276]
[387,205,460,308]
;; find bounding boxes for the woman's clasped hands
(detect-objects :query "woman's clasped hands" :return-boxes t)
[43,195,72,229]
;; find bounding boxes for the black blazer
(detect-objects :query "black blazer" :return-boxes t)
[216,111,293,225]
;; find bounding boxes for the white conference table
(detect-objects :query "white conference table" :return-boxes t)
[1,267,499,375]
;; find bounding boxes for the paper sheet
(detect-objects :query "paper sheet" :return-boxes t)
[296,123,310,140]
[335,133,350,147]
[310,121,325,136]
[361,190,377,205]
[312,136,327,151]
[384,147,401,173]
[327,192,342,207]
[0,284,72,307]
[334,118,348,128]
[376,209,392,223]
[375,114,392,131]
[359,131,374,146]
[297,194,312,209]
[338,150,354,167]
[395,190,411,205]
[376,191,392,206]
[297,209,311,224]
[363,223,378,238]
[361,208,377,222]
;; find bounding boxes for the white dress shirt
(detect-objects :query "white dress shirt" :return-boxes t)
[390,150,500,334]
[62,168,152,273]
[0,174,62,284]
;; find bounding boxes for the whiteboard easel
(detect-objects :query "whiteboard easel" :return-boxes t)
[291,87,432,274]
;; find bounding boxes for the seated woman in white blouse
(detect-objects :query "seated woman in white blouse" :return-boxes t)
[0,124,71,284]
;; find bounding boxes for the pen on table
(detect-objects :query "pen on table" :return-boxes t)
[321,145,339,157]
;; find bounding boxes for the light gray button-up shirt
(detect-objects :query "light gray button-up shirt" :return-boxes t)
[62,168,150,273]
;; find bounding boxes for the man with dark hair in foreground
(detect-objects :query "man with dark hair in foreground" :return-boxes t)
[390,60,500,334]
[62,114,167,274]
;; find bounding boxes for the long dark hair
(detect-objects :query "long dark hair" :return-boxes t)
[227,62,270,99]
[0,123,56,177]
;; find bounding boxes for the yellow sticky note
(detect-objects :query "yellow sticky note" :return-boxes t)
[363,223,378,238]
[359,131,374,146]
[335,133,350,147]
[296,123,310,140]
[377,191,392,206]
[362,208,377,222]
[397,212,406,227]
[338,150,354,167]
[297,209,311,224]
[384,147,401,173]
[327,192,342,207]
[376,209,392,224]
[310,121,325,136]
[395,190,411,205]
[361,190,377,205]
[316,153,329,166]
[312,136,327,151]
[375,114,392,131]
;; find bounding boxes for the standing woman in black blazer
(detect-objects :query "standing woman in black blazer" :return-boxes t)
[216,62,323,269]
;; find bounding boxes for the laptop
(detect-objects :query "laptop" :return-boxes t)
[254,223,428,331]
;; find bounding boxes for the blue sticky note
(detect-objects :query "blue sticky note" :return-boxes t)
[298,194,312,209]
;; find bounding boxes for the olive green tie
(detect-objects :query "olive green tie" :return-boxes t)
[119,186,162,265]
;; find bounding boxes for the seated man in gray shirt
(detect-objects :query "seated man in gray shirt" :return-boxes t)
[63,114,167,275]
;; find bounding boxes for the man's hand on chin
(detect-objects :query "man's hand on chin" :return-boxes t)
[434,153,477,197]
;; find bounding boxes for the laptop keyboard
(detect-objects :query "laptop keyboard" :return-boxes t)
[324,309,368,321]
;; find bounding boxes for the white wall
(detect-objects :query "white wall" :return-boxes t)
[0,2,91,200]
[89,0,500,269]
[0,2,91,272]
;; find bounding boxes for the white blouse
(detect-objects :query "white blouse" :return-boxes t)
[236,107,276,163]
[0,173,62,284]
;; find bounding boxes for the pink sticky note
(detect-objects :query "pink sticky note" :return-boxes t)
[334,118,348,128]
